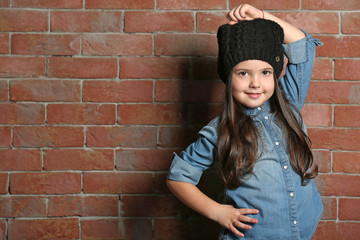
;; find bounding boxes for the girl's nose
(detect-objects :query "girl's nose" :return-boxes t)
[249,76,260,88]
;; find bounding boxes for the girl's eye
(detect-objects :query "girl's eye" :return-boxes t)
[262,70,272,76]
[237,71,248,76]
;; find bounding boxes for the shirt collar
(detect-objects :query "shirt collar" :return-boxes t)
[244,100,271,116]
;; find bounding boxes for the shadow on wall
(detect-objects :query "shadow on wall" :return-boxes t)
[168,50,225,238]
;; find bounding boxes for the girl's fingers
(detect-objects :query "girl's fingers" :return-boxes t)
[230,225,245,238]
[226,8,237,22]
[239,208,259,215]
[238,215,258,224]
[233,220,252,230]
[233,5,244,21]
[239,5,248,19]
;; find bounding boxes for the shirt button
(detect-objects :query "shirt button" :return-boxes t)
[275,142,279,146]
[294,220,297,225]
[264,116,269,120]
[257,107,261,110]
[290,192,294,197]
[283,165,288,170]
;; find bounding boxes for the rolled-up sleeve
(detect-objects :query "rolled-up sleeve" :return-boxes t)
[280,30,323,110]
[167,119,219,185]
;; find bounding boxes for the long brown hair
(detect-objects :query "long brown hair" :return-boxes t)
[217,72,318,189]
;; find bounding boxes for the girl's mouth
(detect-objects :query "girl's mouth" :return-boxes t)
[246,93,262,99]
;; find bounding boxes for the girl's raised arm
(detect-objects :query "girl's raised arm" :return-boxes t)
[226,4,305,44]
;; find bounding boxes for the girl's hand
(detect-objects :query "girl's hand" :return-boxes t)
[226,4,263,25]
[212,204,259,238]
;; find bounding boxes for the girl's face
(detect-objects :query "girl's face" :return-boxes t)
[231,60,275,108]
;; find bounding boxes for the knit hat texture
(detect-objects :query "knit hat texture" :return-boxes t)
[217,18,284,83]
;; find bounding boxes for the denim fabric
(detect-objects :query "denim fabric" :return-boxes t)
[168,31,324,240]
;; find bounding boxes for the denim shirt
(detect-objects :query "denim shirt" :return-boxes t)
[168,31,324,240]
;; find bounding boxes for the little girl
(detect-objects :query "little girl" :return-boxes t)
[167,4,323,240]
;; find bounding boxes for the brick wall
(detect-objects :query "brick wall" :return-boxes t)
[0,0,359,239]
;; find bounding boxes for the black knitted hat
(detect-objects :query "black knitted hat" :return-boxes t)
[217,18,284,83]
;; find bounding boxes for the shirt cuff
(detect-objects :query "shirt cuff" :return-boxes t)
[282,30,323,64]
[283,36,307,64]
[167,153,203,185]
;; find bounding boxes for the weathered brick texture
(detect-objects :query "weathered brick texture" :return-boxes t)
[0,0,359,239]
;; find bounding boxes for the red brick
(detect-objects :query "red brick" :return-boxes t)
[14,0,83,8]
[120,57,190,79]
[83,34,152,56]
[301,104,332,127]
[8,218,79,240]
[155,80,224,102]
[116,149,174,171]
[121,195,191,217]
[333,152,360,174]
[230,0,299,9]
[0,103,44,124]
[339,198,360,220]
[86,0,154,9]
[0,149,42,171]
[125,11,194,32]
[118,104,186,125]
[190,103,223,125]
[342,12,360,34]
[309,128,360,151]
[47,103,116,125]
[196,12,228,33]
[10,80,81,102]
[44,149,114,170]
[14,126,84,147]
[334,106,360,127]
[0,127,11,147]
[321,197,337,220]
[0,80,8,101]
[312,59,333,80]
[313,221,360,240]
[0,0,10,7]
[81,219,152,240]
[12,34,81,55]
[272,12,339,34]
[0,33,9,54]
[10,172,81,194]
[48,57,117,79]
[155,34,217,56]
[0,173,8,194]
[158,0,225,9]
[51,11,122,32]
[306,82,360,104]
[317,36,360,58]
[155,218,221,240]
[0,10,48,32]
[303,0,360,10]
[159,126,199,148]
[83,80,153,102]
[83,172,153,194]
[48,196,118,217]
[315,174,360,196]
[313,150,331,173]
[87,126,157,148]
[0,220,5,240]
[335,59,360,81]
[0,196,46,217]
[0,57,45,78]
